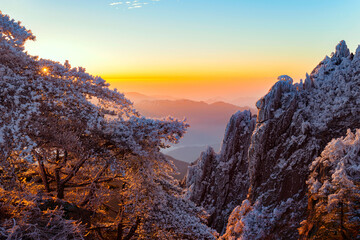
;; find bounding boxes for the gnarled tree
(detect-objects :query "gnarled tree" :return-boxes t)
[0,11,216,239]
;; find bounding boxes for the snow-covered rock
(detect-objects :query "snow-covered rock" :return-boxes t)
[334,40,350,59]
[186,40,360,238]
[299,129,360,239]
[186,110,256,232]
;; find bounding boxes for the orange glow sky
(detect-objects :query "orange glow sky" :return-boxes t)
[1,0,360,102]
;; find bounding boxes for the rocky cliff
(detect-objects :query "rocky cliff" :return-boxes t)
[186,41,360,239]
[186,110,256,232]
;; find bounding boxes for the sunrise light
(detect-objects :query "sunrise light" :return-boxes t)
[1,1,359,239]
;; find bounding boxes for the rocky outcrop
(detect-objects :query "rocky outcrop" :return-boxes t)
[186,110,256,232]
[187,41,360,238]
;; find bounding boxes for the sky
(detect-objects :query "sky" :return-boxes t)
[1,0,360,102]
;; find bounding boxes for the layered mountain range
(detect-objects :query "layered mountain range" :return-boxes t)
[124,95,255,162]
[186,41,360,239]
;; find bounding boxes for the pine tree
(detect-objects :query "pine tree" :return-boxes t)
[0,11,216,239]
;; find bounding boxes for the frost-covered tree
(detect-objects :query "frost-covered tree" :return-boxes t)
[299,129,360,240]
[0,11,215,239]
[0,187,85,240]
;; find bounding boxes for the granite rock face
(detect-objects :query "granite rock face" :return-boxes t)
[186,110,256,233]
[186,41,360,238]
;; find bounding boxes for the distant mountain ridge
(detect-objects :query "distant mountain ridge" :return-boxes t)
[124,93,256,163]
[125,92,258,109]
[125,92,179,103]
[134,99,254,125]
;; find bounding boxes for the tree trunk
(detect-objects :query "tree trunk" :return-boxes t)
[340,201,349,240]
[55,150,65,199]
[116,206,125,240]
[37,155,50,193]
[117,221,124,240]
[55,166,65,199]
[56,184,65,199]
[123,217,140,240]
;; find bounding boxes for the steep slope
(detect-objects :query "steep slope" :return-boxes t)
[186,110,256,232]
[186,41,360,238]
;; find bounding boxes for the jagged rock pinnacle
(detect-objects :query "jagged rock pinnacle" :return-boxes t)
[355,45,360,59]
[334,40,350,58]
[187,40,360,239]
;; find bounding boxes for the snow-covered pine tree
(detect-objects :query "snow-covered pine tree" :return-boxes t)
[299,129,360,240]
[0,11,216,239]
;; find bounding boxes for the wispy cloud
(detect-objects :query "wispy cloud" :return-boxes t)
[110,0,161,9]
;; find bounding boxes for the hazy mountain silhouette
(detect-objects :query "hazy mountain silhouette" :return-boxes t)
[229,96,259,109]
[205,96,259,109]
[134,99,254,125]
[124,93,256,162]
[125,92,178,103]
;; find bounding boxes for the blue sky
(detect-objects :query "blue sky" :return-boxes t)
[1,0,360,100]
